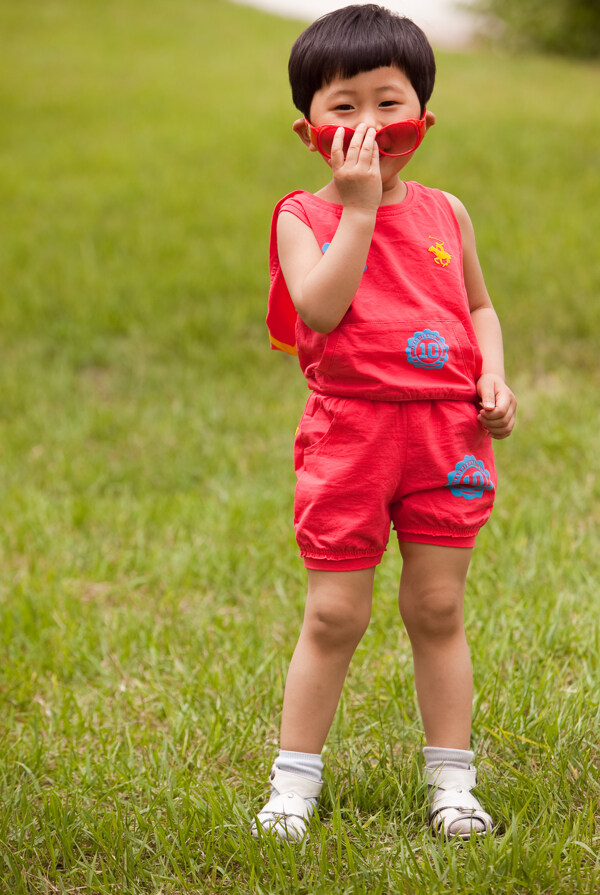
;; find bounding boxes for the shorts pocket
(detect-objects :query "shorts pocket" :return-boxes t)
[294,394,339,473]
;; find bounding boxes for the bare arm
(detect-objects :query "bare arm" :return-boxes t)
[444,192,517,439]
[278,124,381,334]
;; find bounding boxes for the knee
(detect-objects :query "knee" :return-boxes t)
[400,586,464,642]
[305,598,370,652]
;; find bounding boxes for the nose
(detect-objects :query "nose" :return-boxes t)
[360,116,378,131]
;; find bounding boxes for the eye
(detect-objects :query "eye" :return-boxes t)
[379,100,399,108]
[334,104,354,111]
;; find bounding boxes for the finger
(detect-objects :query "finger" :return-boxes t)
[358,126,377,161]
[372,135,380,159]
[479,409,516,436]
[345,123,370,160]
[490,417,516,439]
[484,395,515,421]
[330,126,347,165]
[479,402,515,423]
[479,405,503,422]
[482,418,513,436]
[369,137,381,173]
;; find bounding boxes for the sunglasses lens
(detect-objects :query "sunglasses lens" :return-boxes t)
[376,121,420,156]
[313,118,424,159]
[318,126,355,158]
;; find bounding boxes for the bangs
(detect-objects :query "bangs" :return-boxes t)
[321,44,402,89]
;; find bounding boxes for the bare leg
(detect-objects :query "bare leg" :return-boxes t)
[280,567,375,754]
[398,542,473,749]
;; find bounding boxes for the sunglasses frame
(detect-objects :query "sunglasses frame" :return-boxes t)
[305,110,427,160]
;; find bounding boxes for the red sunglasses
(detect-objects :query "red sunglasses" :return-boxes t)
[305,110,427,160]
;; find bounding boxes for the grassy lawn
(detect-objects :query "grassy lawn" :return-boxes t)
[0,0,599,891]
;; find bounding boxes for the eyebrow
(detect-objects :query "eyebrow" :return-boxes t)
[328,84,407,97]
[327,88,356,98]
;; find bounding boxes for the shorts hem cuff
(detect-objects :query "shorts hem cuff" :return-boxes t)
[396,531,478,548]
[303,554,383,571]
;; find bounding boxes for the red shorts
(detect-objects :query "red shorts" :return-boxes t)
[294,394,496,571]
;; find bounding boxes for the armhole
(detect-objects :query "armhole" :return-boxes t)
[279,197,311,227]
[438,190,465,271]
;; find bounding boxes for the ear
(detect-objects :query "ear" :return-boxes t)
[424,109,436,132]
[293,117,318,151]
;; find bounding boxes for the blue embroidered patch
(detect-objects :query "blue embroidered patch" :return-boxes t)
[406,329,449,369]
[447,455,494,500]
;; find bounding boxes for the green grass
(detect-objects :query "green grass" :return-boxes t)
[1,0,599,891]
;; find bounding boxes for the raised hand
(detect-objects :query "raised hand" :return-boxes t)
[330,123,382,213]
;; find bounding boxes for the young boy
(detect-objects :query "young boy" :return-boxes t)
[254,4,516,841]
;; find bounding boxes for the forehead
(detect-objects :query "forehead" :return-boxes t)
[316,65,414,99]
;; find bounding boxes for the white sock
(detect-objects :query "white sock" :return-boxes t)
[274,749,323,782]
[423,746,474,770]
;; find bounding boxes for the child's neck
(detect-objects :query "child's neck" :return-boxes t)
[382,177,408,205]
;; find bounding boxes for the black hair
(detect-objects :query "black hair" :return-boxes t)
[288,4,436,119]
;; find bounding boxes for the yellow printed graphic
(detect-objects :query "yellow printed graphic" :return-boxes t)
[428,238,452,267]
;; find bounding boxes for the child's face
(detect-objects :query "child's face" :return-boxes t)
[294,65,435,181]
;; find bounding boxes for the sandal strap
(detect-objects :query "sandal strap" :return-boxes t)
[429,798,493,836]
[424,765,477,791]
[269,767,323,800]
[429,786,487,817]
[257,790,314,824]
[424,765,493,836]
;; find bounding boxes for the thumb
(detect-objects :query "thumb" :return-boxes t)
[478,379,497,411]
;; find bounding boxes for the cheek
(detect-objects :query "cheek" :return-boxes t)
[377,136,393,154]
[379,155,413,179]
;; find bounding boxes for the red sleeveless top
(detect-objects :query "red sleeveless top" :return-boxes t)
[267,181,481,402]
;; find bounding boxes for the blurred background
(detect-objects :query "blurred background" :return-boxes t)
[233,0,482,48]
[0,1,599,891]
[235,0,600,55]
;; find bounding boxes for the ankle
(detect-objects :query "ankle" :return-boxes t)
[423,746,474,771]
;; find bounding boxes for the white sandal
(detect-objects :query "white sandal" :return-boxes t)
[251,767,323,842]
[424,765,493,840]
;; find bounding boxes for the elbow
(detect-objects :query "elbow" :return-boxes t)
[295,304,339,335]
[301,317,336,335]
